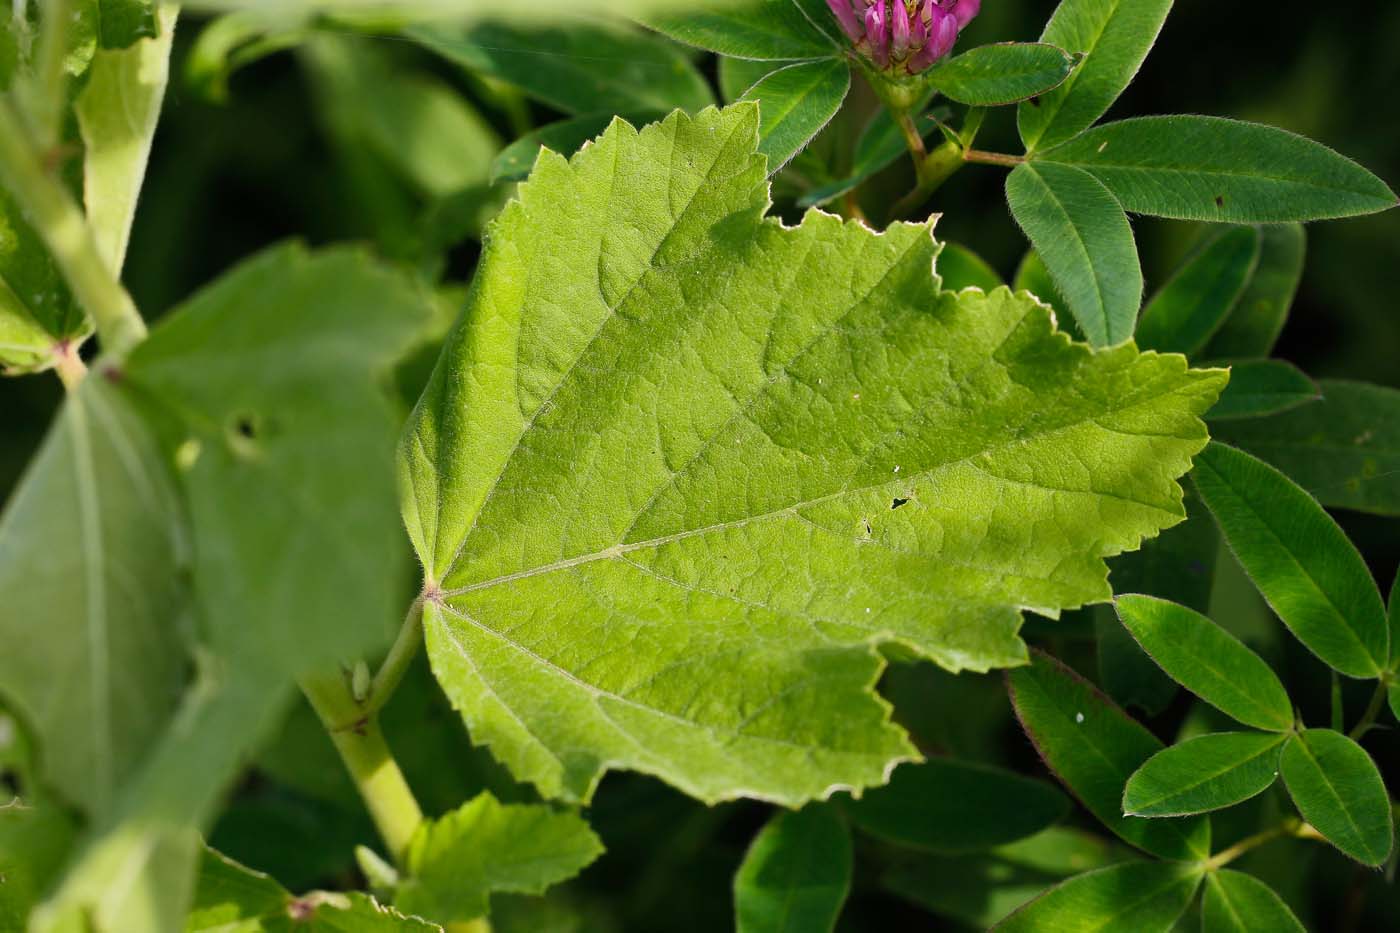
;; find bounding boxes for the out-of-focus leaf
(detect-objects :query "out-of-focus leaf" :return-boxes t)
[1207,360,1319,421]
[1205,224,1306,359]
[798,100,937,207]
[396,794,601,924]
[1007,652,1211,860]
[1123,732,1286,817]
[1193,442,1389,678]
[77,4,178,276]
[845,758,1068,853]
[719,55,783,101]
[85,0,160,50]
[1136,226,1260,357]
[1038,117,1399,222]
[1018,0,1173,152]
[186,847,439,931]
[1114,595,1292,731]
[1006,161,1142,346]
[929,43,1075,107]
[937,241,1003,292]
[1279,729,1392,866]
[1013,249,1074,337]
[734,806,851,933]
[0,187,87,375]
[1201,870,1306,933]
[640,2,837,60]
[1212,380,1400,517]
[993,861,1203,933]
[493,112,664,184]
[407,20,714,116]
[404,104,1226,805]
[0,378,188,818]
[741,58,849,171]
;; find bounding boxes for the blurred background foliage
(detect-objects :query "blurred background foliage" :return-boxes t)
[3,2,1398,930]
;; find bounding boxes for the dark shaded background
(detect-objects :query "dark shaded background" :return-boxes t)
[3,3,1398,930]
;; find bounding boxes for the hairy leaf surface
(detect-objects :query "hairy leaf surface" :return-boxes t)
[1122,732,1285,817]
[1202,870,1306,933]
[403,105,1226,805]
[396,793,603,923]
[1279,729,1392,866]
[994,861,1201,933]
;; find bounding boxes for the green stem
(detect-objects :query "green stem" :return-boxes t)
[889,139,964,220]
[52,340,86,390]
[30,0,75,148]
[1206,818,1310,870]
[301,672,424,864]
[0,97,147,358]
[962,149,1025,167]
[363,597,425,720]
[1349,678,1389,741]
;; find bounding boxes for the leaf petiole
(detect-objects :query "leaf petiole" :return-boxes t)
[1348,678,1390,741]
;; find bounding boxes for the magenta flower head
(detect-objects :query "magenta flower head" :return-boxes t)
[826,1,979,75]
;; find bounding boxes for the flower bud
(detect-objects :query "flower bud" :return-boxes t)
[829,1,981,76]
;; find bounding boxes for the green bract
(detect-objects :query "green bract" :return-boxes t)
[403,103,1225,805]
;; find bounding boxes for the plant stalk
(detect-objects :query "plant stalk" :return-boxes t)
[30,0,75,148]
[0,96,148,358]
[1349,678,1389,741]
[889,139,964,220]
[363,597,426,719]
[301,671,424,864]
[52,340,86,389]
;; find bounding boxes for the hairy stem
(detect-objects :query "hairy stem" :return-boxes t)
[962,149,1025,167]
[0,97,148,358]
[363,597,426,719]
[301,671,424,864]
[1349,678,1389,741]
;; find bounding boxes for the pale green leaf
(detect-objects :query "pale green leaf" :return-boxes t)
[1202,870,1306,933]
[301,33,501,199]
[929,43,1076,107]
[734,805,851,933]
[1037,117,1399,222]
[396,793,603,924]
[492,111,665,184]
[1005,161,1142,346]
[1007,652,1211,860]
[77,5,178,277]
[1279,729,1392,866]
[407,20,714,116]
[937,242,1003,292]
[1204,224,1306,360]
[845,758,1068,852]
[741,58,849,172]
[127,244,431,675]
[0,379,188,818]
[186,847,439,932]
[403,104,1226,805]
[1136,226,1260,357]
[1017,0,1173,152]
[1123,732,1286,817]
[1192,442,1389,678]
[1113,595,1292,731]
[994,862,1202,933]
[86,0,160,49]
[719,55,783,101]
[1212,380,1400,517]
[1207,359,1319,422]
[641,2,837,60]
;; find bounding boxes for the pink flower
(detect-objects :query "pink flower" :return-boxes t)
[827,1,981,75]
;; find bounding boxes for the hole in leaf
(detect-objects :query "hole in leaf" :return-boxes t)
[862,517,873,537]
[1028,96,1041,108]
[891,497,910,510]
[1214,195,1225,208]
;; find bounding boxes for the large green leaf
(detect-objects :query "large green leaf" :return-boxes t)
[1135,227,1260,357]
[0,379,188,818]
[641,1,837,60]
[1123,732,1286,817]
[1192,443,1389,678]
[1005,161,1142,347]
[1114,595,1292,731]
[740,58,849,171]
[1207,360,1319,422]
[76,5,178,277]
[1213,380,1400,517]
[127,244,431,675]
[492,111,664,184]
[396,793,603,923]
[1007,652,1211,860]
[407,20,713,116]
[994,862,1202,933]
[1204,224,1306,359]
[845,758,1068,853]
[733,805,851,933]
[1017,0,1173,152]
[1038,117,1399,222]
[928,43,1076,107]
[1201,870,1306,933]
[186,847,438,931]
[403,104,1226,805]
[1279,729,1392,866]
